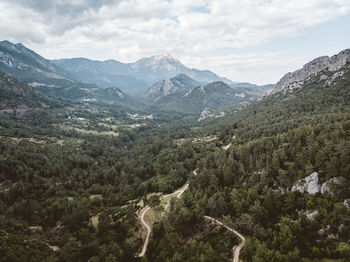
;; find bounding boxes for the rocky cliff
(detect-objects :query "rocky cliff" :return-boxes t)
[272,49,350,94]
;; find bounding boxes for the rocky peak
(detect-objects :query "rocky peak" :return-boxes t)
[272,48,350,94]
[145,73,200,100]
[132,53,183,71]
[145,79,175,97]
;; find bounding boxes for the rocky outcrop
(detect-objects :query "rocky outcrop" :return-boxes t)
[198,108,214,121]
[292,172,320,194]
[320,177,339,194]
[272,49,350,94]
[292,173,340,195]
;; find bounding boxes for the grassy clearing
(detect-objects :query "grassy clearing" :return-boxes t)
[98,122,120,131]
[58,124,119,136]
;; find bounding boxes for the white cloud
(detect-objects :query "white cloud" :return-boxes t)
[0,0,349,83]
[181,52,310,84]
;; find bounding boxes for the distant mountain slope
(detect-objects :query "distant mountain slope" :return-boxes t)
[0,40,71,82]
[145,74,200,100]
[271,48,350,94]
[153,81,258,114]
[0,41,112,101]
[0,41,236,97]
[0,71,51,110]
[52,57,147,95]
[230,83,274,97]
[94,86,144,108]
[53,53,234,95]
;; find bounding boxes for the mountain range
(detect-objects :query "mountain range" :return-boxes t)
[0,40,275,115]
[0,40,238,96]
[53,53,234,95]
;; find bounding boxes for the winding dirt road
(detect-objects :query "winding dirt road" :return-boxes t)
[138,169,245,261]
[160,183,189,200]
[138,182,189,257]
[204,216,245,262]
[138,206,151,257]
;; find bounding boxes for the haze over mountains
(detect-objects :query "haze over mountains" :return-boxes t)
[2,39,350,118]
[53,53,234,95]
[0,40,274,115]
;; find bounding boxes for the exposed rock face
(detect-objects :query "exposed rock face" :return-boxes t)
[292,172,320,194]
[146,79,176,98]
[198,108,214,121]
[272,49,350,94]
[320,177,339,194]
[292,173,341,195]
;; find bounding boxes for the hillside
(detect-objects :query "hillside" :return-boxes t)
[146,50,350,262]
[154,81,259,114]
[0,41,109,101]
[0,40,71,83]
[0,71,52,110]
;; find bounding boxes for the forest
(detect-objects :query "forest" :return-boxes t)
[0,66,350,262]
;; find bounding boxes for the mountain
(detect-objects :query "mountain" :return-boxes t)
[0,40,70,82]
[0,71,52,111]
[271,48,350,94]
[0,41,111,100]
[153,81,258,114]
[131,53,234,85]
[53,53,234,95]
[145,74,200,100]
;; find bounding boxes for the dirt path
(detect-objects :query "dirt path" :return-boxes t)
[204,216,245,262]
[138,206,151,257]
[138,182,189,257]
[161,183,189,200]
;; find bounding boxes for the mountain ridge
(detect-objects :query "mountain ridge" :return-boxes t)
[152,81,260,114]
[272,48,350,94]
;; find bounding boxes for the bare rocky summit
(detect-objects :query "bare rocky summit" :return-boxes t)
[272,49,350,94]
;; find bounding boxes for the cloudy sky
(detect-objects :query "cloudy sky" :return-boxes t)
[1,0,349,84]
